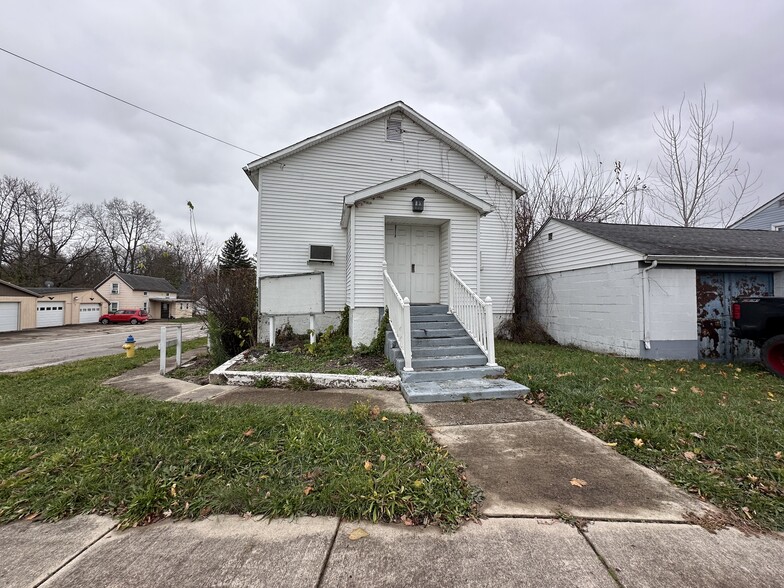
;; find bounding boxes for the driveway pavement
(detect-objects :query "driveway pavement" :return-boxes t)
[0,321,205,372]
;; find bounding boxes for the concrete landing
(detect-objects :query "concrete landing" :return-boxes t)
[402,377,529,403]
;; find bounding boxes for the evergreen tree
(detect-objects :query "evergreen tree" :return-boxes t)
[218,233,254,269]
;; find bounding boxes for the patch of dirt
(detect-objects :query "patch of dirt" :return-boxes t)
[168,354,214,384]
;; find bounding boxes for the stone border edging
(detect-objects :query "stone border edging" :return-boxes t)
[208,351,400,390]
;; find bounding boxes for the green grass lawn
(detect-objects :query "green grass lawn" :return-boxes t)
[0,347,476,529]
[497,341,784,531]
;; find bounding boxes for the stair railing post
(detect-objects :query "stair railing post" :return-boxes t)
[402,296,413,372]
[448,268,453,314]
[484,296,496,366]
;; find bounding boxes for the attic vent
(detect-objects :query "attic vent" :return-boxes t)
[309,244,333,263]
[386,116,402,141]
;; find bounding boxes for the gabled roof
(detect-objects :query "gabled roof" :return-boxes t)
[96,272,177,293]
[0,279,38,297]
[340,170,494,227]
[243,101,526,197]
[729,191,784,228]
[28,287,110,303]
[556,219,784,261]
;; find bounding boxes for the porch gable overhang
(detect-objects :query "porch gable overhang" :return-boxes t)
[340,170,494,228]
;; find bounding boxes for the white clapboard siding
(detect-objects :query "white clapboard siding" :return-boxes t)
[353,185,479,307]
[525,220,643,276]
[258,114,514,312]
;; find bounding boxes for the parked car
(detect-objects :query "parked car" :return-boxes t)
[731,296,784,377]
[99,309,149,325]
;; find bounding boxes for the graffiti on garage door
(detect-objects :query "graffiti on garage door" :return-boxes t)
[697,271,772,359]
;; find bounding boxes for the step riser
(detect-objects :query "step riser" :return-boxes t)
[410,305,448,316]
[412,329,466,339]
[395,355,488,371]
[413,336,475,348]
[401,366,505,383]
[409,345,482,358]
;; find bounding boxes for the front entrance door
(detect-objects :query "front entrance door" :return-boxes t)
[385,224,440,303]
[697,271,773,359]
[161,302,170,319]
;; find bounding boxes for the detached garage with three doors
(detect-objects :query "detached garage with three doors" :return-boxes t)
[524,220,784,361]
[28,288,109,327]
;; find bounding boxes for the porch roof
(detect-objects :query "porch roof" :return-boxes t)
[340,170,494,228]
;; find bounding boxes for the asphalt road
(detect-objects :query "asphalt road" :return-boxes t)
[0,321,206,372]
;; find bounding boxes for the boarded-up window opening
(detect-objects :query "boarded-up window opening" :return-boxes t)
[386,117,402,141]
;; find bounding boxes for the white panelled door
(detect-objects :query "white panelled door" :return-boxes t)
[79,303,102,324]
[0,302,19,332]
[36,302,65,328]
[385,224,440,303]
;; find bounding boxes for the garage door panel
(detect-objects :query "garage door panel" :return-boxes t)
[37,302,65,328]
[0,302,20,332]
[79,303,102,324]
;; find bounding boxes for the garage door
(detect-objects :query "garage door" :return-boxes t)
[0,302,20,332]
[697,271,773,360]
[36,302,65,328]
[79,303,102,324]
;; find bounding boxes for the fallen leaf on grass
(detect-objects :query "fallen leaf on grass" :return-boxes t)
[570,478,588,488]
[683,451,696,461]
[381,416,388,422]
[741,507,752,520]
[243,428,255,437]
[605,442,618,447]
[303,486,314,495]
[634,383,644,392]
[699,363,707,370]
[348,528,369,541]
[379,454,386,462]
[690,386,704,396]
[767,392,777,402]
[670,387,678,394]
[363,460,373,471]
[691,432,706,440]
[676,367,686,374]
[775,451,782,460]
[370,405,381,418]
[633,438,645,448]
[556,372,575,378]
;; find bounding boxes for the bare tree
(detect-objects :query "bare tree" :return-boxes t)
[515,144,648,253]
[651,87,759,227]
[86,198,162,273]
[0,177,98,286]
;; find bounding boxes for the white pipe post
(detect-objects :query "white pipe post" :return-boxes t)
[484,297,497,366]
[159,326,167,375]
[309,314,316,345]
[269,315,276,347]
[175,325,182,368]
[402,296,413,371]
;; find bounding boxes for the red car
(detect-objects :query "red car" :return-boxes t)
[99,309,149,325]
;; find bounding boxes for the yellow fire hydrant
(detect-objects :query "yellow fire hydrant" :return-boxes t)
[122,335,136,358]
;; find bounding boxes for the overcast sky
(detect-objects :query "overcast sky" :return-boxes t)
[1,1,783,251]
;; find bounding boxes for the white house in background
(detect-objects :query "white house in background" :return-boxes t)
[525,219,784,361]
[243,101,525,353]
[95,272,180,319]
[730,191,784,230]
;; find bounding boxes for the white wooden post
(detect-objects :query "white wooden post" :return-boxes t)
[159,326,167,375]
[309,314,316,344]
[402,296,413,371]
[269,315,276,347]
[175,325,182,368]
[484,296,496,366]
[447,267,453,314]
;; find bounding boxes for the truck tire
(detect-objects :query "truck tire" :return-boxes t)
[761,335,784,377]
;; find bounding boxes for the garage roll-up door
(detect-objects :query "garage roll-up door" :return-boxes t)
[36,302,65,328]
[79,303,102,324]
[0,302,19,332]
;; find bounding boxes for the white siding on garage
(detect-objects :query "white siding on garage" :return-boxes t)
[526,220,642,276]
[257,114,514,313]
[0,302,19,332]
[36,302,65,328]
[353,184,479,307]
[647,267,698,341]
[528,261,644,357]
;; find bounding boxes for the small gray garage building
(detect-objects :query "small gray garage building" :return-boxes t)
[525,219,784,360]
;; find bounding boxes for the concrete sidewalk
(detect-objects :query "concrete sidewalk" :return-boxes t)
[2,354,781,587]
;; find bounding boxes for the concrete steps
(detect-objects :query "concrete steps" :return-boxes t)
[386,304,529,403]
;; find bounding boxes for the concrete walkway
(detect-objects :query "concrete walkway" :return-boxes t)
[2,355,782,587]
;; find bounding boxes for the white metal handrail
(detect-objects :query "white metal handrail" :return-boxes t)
[448,268,496,366]
[382,261,413,371]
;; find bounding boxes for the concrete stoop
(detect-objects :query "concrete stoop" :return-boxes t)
[387,304,529,403]
[402,377,528,403]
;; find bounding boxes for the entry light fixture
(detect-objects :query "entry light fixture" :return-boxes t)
[411,196,425,213]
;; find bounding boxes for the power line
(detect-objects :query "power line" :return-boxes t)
[0,46,262,157]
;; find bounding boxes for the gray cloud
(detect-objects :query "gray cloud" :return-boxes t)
[1,0,782,256]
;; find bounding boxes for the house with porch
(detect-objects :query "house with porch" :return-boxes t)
[95,272,179,319]
[243,101,528,401]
